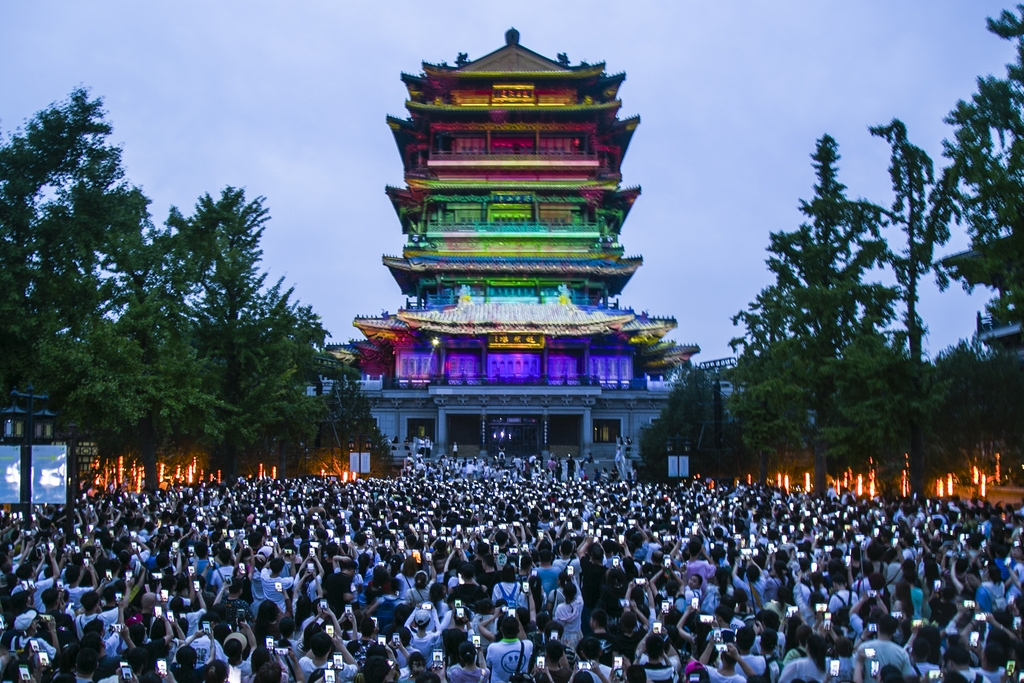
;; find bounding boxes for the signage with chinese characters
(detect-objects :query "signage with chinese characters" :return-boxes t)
[491,84,535,105]
[489,333,545,349]
[490,193,534,205]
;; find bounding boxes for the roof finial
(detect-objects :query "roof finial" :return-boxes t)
[505,27,519,46]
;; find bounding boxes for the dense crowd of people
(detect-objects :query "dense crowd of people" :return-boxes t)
[0,473,1018,683]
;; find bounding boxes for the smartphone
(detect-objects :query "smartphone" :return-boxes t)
[927,671,941,681]
[37,652,50,668]
[333,654,344,669]
[161,589,169,602]
[537,655,547,669]
[614,656,624,671]
[326,624,335,637]
[933,579,942,591]
[19,665,31,682]
[870,662,880,678]
[653,621,663,634]
[154,605,163,618]
[829,660,840,677]
[567,566,574,577]
[865,648,876,658]
[377,636,386,646]
[275,582,283,591]
[275,648,288,656]
[970,632,980,647]
[266,637,275,650]
[432,650,444,668]
[576,662,592,671]
[157,660,168,677]
[324,671,336,683]
[1008,662,1017,677]
[121,662,133,682]
[472,635,481,647]
[202,621,211,635]
[662,600,672,613]
[700,614,713,624]
[345,604,353,615]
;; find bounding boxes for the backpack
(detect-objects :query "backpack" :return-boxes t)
[508,641,535,683]
[762,653,780,683]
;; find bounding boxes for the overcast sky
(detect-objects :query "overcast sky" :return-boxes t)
[1,2,1015,362]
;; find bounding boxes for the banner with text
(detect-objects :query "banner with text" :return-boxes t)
[0,446,20,503]
[31,445,67,504]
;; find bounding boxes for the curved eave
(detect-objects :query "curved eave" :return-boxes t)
[382,254,642,296]
[408,179,621,191]
[422,64,607,79]
[641,342,701,369]
[610,115,640,158]
[405,100,621,114]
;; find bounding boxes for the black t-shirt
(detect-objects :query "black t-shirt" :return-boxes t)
[611,628,644,660]
[478,571,499,596]
[592,631,615,668]
[324,571,354,613]
[450,582,488,608]
[928,597,957,628]
[579,556,607,609]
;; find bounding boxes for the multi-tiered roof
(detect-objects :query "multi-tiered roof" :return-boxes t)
[353,29,697,375]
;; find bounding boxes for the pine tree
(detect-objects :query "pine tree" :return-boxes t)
[732,136,896,491]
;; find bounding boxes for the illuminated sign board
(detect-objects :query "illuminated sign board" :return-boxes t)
[491,84,535,105]
[489,334,545,349]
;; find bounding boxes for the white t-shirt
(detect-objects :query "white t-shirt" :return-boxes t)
[485,639,534,683]
[260,570,295,611]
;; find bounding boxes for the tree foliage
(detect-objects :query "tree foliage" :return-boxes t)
[731,136,897,490]
[927,341,1024,479]
[868,119,951,495]
[942,6,1024,325]
[0,90,335,485]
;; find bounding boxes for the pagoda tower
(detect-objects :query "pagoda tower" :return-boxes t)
[349,29,698,464]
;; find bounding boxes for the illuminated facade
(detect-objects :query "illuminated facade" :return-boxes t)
[351,29,699,461]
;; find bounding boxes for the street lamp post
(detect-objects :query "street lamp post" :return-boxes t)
[61,423,79,539]
[346,434,374,476]
[1,384,57,511]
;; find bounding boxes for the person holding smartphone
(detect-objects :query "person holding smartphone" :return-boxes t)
[853,616,914,683]
[447,642,489,683]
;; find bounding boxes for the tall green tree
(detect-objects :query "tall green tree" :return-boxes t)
[0,90,212,489]
[172,188,327,480]
[869,119,951,496]
[942,6,1024,325]
[732,136,896,491]
[639,363,725,480]
[729,285,808,483]
[928,341,1024,479]
[0,89,134,392]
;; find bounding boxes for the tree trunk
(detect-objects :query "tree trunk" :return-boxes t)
[813,439,827,494]
[278,439,287,480]
[139,415,158,491]
[759,450,768,485]
[221,443,237,482]
[909,420,925,498]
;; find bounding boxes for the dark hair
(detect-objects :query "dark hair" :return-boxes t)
[806,635,828,672]
[205,660,229,683]
[76,649,99,675]
[308,632,333,658]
